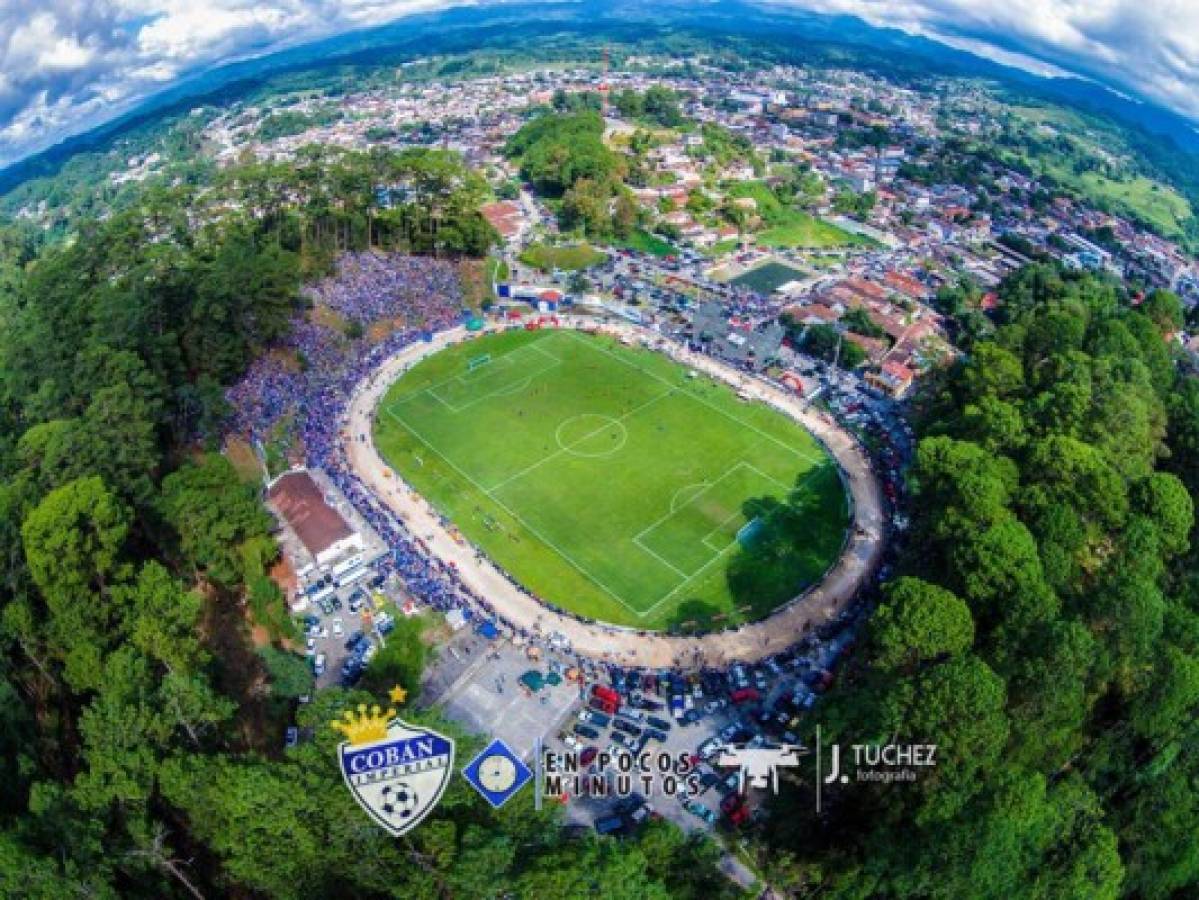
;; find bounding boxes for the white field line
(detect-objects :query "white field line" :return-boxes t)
[632,461,752,544]
[632,538,692,579]
[396,332,558,403]
[387,332,837,621]
[383,404,644,615]
[701,509,748,553]
[640,461,833,616]
[429,350,562,413]
[565,331,824,467]
[486,386,675,493]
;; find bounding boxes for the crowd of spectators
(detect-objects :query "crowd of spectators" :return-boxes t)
[304,252,464,325]
[224,252,558,650]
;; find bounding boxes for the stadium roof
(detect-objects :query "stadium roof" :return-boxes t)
[267,470,354,558]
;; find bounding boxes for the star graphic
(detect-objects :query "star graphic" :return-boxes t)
[388,685,408,705]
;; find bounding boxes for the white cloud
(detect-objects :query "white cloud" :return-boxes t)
[764,0,1199,122]
[0,0,1197,168]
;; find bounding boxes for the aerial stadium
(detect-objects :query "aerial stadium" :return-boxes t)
[351,317,883,653]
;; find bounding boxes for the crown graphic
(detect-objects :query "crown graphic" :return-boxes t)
[331,704,395,746]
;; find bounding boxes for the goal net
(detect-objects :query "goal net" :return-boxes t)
[736,516,765,548]
[468,354,492,372]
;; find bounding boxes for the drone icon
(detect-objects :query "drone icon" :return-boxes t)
[716,743,806,793]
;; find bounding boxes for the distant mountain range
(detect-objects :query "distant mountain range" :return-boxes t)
[2,0,1197,197]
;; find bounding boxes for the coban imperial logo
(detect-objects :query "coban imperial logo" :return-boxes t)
[333,698,455,837]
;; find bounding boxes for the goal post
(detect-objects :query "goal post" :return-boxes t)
[736,516,765,548]
[467,354,492,372]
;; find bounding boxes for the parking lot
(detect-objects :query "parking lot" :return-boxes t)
[420,628,583,761]
[541,627,856,837]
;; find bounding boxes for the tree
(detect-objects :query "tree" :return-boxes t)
[1131,471,1193,557]
[1139,288,1184,335]
[359,614,429,700]
[160,453,272,586]
[961,343,1025,399]
[870,577,975,671]
[1131,645,1199,742]
[258,647,315,699]
[21,477,132,689]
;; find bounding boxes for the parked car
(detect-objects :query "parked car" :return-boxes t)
[313,653,327,676]
[683,800,717,825]
[613,719,641,737]
[331,617,344,637]
[284,727,299,749]
[646,715,672,732]
[580,708,610,727]
[594,815,625,836]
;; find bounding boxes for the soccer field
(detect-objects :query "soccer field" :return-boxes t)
[374,329,849,630]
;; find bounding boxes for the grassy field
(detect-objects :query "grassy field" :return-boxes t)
[758,215,869,248]
[704,238,741,257]
[727,181,870,248]
[1006,105,1192,238]
[374,329,847,631]
[616,228,676,257]
[519,242,607,272]
[1062,168,1190,237]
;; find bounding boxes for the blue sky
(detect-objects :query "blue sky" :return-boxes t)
[0,0,1196,167]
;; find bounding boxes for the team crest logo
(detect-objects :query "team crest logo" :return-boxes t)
[333,703,454,836]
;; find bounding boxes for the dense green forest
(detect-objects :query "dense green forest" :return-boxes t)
[752,267,1199,898]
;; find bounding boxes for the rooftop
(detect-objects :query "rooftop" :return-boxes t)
[267,470,355,558]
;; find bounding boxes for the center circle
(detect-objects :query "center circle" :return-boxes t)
[554,413,628,458]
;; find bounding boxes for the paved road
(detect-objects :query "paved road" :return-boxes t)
[343,319,886,668]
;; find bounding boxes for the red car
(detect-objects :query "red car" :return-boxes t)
[721,793,750,826]
[730,687,760,704]
[591,684,621,714]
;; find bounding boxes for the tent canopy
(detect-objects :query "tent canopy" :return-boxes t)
[519,671,544,692]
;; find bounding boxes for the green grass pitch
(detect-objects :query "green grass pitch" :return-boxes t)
[374,328,849,631]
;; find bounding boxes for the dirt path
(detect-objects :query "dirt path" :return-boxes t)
[343,320,886,668]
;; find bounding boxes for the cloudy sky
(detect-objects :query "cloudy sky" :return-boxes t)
[1,0,1197,167]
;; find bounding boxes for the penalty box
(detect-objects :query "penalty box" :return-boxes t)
[422,340,563,413]
[633,462,789,578]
